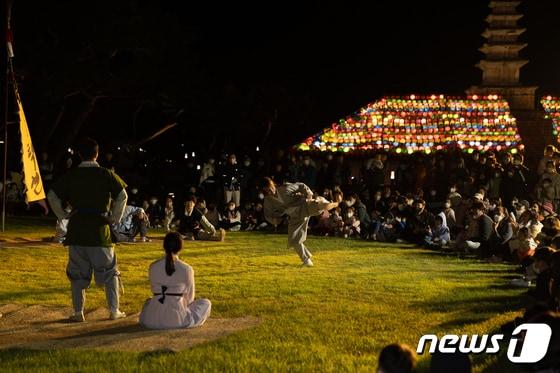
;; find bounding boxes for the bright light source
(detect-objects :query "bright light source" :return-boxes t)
[192,152,195,157]
[256,146,260,152]
[196,165,201,170]
[184,153,188,159]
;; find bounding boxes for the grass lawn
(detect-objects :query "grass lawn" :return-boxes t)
[0,217,529,372]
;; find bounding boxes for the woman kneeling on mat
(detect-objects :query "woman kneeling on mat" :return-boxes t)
[140,232,211,329]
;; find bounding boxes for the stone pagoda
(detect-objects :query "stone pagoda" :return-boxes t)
[467,0,537,110]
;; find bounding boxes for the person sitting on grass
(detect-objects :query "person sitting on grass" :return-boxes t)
[146,196,163,228]
[442,198,456,235]
[464,202,493,257]
[140,232,211,329]
[509,228,541,288]
[330,207,345,237]
[204,202,222,230]
[487,206,514,261]
[406,198,435,244]
[112,205,151,242]
[312,207,332,236]
[425,214,450,249]
[176,196,225,241]
[377,343,417,373]
[509,227,538,264]
[342,206,361,238]
[531,247,556,307]
[221,200,242,231]
[163,196,175,232]
[343,192,371,238]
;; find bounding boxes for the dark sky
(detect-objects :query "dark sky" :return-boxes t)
[9,0,560,156]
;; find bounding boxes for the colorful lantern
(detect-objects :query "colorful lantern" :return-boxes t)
[296,95,523,153]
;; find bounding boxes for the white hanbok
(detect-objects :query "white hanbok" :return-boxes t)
[139,257,211,329]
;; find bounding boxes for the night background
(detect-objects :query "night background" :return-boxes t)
[6,0,560,163]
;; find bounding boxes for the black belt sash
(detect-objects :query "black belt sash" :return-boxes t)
[153,285,183,304]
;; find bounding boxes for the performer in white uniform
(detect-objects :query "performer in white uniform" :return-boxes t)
[140,232,211,329]
[259,177,339,267]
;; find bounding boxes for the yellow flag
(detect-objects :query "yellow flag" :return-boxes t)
[17,95,46,202]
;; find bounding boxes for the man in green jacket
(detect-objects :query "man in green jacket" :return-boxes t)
[47,138,128,322]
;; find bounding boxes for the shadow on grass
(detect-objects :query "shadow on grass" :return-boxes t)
[423,293,527,314]
[55,323,148,341]
[0,287,69,303]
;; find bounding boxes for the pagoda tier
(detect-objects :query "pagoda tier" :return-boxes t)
[486,14,523,26]
[479,43,527,59]
[477,60,528,85]
[482,27,526,43]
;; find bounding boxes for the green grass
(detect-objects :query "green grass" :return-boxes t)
[0,217,529,372]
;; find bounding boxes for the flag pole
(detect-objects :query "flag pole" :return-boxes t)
[1,0,10,232]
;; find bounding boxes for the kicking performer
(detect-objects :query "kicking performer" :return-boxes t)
[259,177,339,267]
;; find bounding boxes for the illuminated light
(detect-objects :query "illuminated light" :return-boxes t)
[192,152,196,157]
[197,165,201,170]
[297,94,523,153]
[472,95,478,100]
[184,153,188,159]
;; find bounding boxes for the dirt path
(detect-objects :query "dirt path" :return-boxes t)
[0,304,259,352]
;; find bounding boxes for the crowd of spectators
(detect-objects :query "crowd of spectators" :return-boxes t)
[2,142,560,369]
[3,144,560,310]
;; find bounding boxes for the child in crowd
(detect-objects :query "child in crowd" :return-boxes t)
[447,184,462,210]
[251,202,268,231]
[163,196,175,232]
[196,199,208,215]
[377,212,405,242]
[313,207,332,236]
[221,201,242,231]
[342,206,360,238]
[425,214,450,248]
[329,207,345,237]
[509,227,538,263]
[242,202,257,230]
[204,202,221,229]
[443,199,456,235]
[146,196,163,228]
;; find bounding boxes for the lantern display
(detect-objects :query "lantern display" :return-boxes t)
[541,96,560,141]
[297,94,523,154]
